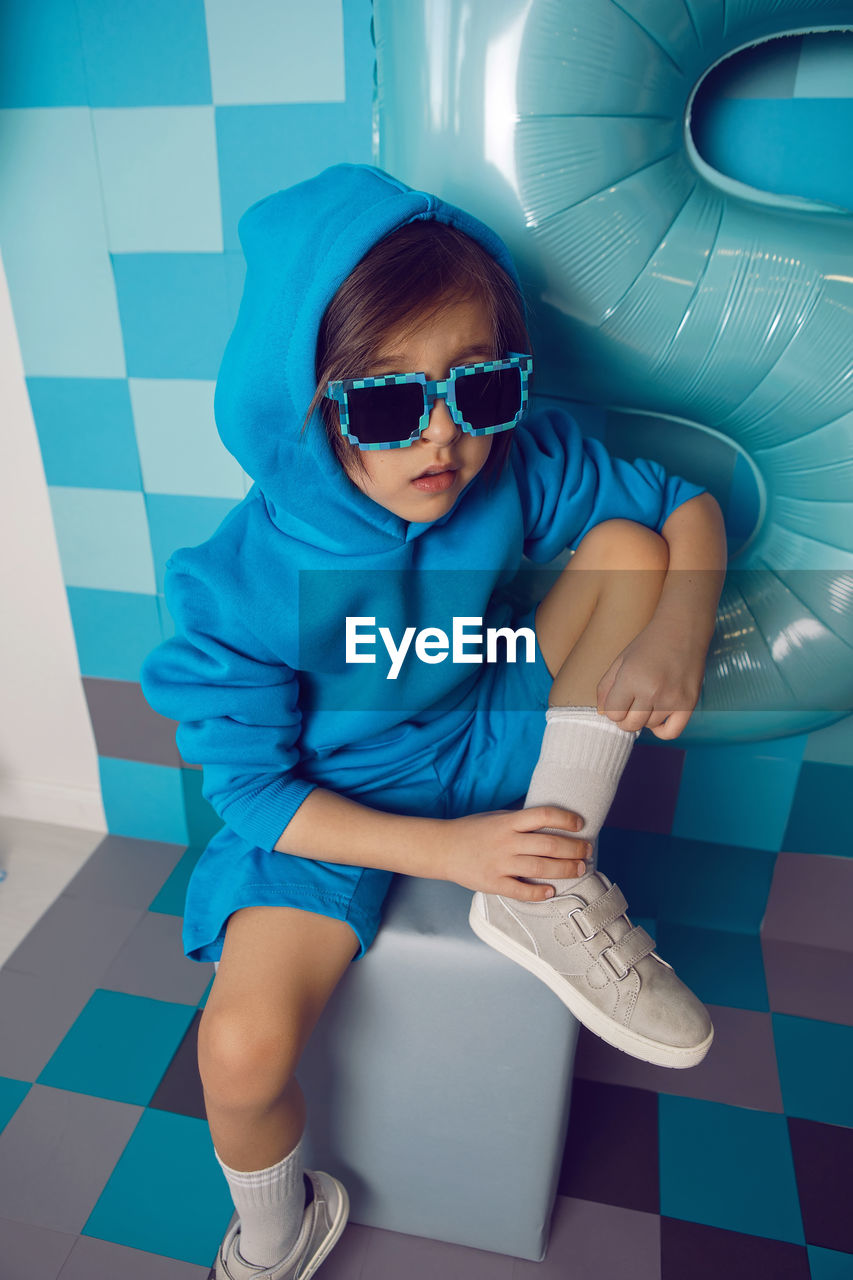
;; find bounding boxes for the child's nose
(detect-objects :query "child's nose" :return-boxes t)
[422,397,460,443]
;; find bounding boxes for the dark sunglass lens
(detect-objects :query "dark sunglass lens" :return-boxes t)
[455,367,522,430]
[345,382,424,445]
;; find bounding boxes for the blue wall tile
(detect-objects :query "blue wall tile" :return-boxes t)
[113,253,232,379]
[68,587,164,681]
[75,0,212,107]
[27,378,141,490]
[0,0,88,107]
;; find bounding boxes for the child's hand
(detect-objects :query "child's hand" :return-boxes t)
[434,806,592,901]
[595,616,707,740]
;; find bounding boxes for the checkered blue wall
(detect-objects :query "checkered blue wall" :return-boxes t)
[1,10,851,883]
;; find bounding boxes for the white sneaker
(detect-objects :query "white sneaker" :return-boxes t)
[469,870,713,1069]
[213,1169,349,1279]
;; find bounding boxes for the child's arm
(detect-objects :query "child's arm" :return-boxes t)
[277,789,590,901]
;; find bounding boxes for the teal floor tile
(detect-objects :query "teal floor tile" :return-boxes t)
[654,922,769,1011]
[100,757,189,845]
[803,713,853,768]
[772,1013,853,1128]
[37,989,195,1104]
[0,1077,30,1133]
[659,1095,804,1244]
[672,742,803,851]
[83,1108,232,1266]
[149,844,205,918]
[783,762,853,858]
[807,1244,853,1280]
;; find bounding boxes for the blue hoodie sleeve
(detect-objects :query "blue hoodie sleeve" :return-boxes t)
[140,556,317,851]
[512,407,708,563]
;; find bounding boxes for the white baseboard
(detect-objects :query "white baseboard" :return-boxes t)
[0,776,107,832]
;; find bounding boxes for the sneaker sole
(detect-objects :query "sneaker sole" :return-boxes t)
[469,894,713,1070]
[301,1174,350,1280]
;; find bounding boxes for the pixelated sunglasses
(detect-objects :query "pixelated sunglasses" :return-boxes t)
[324,352,533,450]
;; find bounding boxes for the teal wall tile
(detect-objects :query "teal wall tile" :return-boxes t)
[49,487,156,592]
[99,758,189,844]
[655,922,769,1011]
[67,587,163,681]
[145,493,242,595]
[206,0,345,104]
[659,1095,804,1244]
[0,108,125,376]
[82,1108,232,1265]
[772,1013,853,1128]
[93,107,223,253]
[27,377,141,489]
[37,989,195,1104]
[113,252,232,379]
[132,379,246,498]
[794,32,853,99]
[75,0,212,107]
[803,713,853,767]
[0,0,88,107]
[694,99,853,212]
[217,103,373,252]
[783,762,853,858]
[672,740,805,851]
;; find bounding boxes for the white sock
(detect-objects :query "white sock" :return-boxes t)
[522,705,640,893]
[215,1134,308,1268]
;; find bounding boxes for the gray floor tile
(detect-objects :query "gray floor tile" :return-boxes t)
[0,1216,77,1280]
[3,893,144,985]
[101,908,211,1005]
[512,1195,660,1278]
[0,968,95,1080]
[62,833,187,910]
[360,1221,516,1279]
[0,1084,142,1233]
[763,937,853,1026]
[148,1013,206,1120]
[573,1005,785,1112]
[56,1232,211,1278]
[307,1219,372,1280]
[762,852,853,952]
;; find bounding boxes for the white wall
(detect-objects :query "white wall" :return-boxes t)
[0,247,106,832]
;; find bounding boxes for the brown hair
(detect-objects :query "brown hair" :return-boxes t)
[302,219,532,491]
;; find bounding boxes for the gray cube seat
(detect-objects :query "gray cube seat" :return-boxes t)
[273,874,579,1261]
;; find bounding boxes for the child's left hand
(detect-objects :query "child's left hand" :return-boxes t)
[595,616,708,740]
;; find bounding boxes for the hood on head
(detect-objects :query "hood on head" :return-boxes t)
[213,163,523,552]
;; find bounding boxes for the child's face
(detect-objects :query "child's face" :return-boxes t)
[342,295,496,523]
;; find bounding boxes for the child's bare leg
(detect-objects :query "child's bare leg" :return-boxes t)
[524,519,669,886]
[534,518,669,709]
[198,904,359,1263]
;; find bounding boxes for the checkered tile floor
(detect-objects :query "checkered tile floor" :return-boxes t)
[0,814,851,1279]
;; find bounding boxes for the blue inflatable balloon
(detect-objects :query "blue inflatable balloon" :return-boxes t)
[373,0,853,743]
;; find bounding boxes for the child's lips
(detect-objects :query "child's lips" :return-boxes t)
[411,466,458,491]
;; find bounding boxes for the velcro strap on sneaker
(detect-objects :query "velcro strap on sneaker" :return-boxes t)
[600,926,656,980]
[567,883,629,940]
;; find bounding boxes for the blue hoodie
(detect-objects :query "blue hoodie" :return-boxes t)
[141,163,706,862]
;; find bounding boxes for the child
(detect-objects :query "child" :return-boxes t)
[141,163,726,1279]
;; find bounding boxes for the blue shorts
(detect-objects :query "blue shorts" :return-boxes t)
[187,602,555,967]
